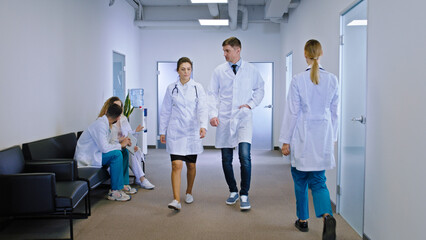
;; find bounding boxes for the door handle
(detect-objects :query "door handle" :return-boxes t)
[264,104,273,108]
[352,115,366,124]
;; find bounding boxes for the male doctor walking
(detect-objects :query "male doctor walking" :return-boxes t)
[208,37,264,210]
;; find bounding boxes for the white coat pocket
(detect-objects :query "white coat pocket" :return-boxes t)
[306,119,332,156]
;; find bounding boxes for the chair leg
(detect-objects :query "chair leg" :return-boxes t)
[69,211,73,240]
[142,160,145,173]
[87,189,91,216]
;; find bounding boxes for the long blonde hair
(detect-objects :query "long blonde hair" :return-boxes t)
[98,96,123,118]
[304,39,323,85]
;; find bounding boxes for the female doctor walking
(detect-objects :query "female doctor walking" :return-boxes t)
[280,39,339,240]
[159,57,208,211]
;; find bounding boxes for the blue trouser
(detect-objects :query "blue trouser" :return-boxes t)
[221,142,251,196]
[102,149,130,190]
[291,167,333,220]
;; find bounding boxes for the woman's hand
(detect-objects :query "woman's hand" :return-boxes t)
[282,143,290,156]
[134,146,139,152]
[160,135,166,144]
[135,124,143,132]
[200,128,206,139]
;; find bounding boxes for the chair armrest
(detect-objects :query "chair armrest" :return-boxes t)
[28,158,79,180]
[0,173,56,215]
[25,160,76,181]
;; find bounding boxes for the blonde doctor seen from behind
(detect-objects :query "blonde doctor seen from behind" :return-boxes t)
[159,57,208,211]
[279,39,339,240]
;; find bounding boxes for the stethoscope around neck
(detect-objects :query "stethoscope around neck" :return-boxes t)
[172,83,199,102]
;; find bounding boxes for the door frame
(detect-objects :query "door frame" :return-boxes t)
[337,0,368,236]
[112,51,126,102]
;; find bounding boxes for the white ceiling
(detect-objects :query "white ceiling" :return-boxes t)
[119,0,300,29]
[139,0,267,6]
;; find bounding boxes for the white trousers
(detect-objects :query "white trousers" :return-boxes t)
[129,150,145,182]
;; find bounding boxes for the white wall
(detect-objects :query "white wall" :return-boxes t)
[364,0,426,239]
[279,0,354,204]
[138,24,283,146]
[280,0,426,239]
[0,0,141,150]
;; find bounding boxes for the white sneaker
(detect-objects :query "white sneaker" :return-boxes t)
[168,200,181,210]
[139,179,155,190]
[123,185,138,195]
[107,190,131,201]
[185,193,194,204]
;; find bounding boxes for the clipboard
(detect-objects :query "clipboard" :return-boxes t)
[126,134,137,155]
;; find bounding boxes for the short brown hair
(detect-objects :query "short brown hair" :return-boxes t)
[98,96,122,118]
[222,37,241,49]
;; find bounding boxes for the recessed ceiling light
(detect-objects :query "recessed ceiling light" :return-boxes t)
[347,20,367,26]
[191,0,228,3]
[198,19,229,26]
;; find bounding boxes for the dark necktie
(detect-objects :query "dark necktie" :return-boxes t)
[232,64,237,75]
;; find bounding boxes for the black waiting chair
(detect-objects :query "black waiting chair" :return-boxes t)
[22,133,110,216]
[0,146,89,240]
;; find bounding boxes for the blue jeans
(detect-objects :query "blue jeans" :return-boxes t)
[102,149,130,190]
[291,167,333,220]
[221,142,251,196]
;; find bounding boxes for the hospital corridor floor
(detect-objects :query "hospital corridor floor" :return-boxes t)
[0,149,361,240]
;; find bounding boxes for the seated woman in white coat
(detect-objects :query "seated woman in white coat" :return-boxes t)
[98,97,155,190]
[75,104,132,201]
[280,39,339,240]
[159,57,208,211]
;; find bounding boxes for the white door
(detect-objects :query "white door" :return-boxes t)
[251,62,273,150]
[338,0,367,236]
[157,62,178,149]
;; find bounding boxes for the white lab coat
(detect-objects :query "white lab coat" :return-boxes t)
[159,79,208,155]
[279,66,340,171]
[208,60,265,148]
[74,115,121,168]
[109,115,135,144]
[110,116,145,178]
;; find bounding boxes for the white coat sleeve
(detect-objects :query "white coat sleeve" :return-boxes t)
[207,71,220,119]
[279,77,301,144]
[90,122,121,153]
[330,77,340,142]
[159,85,173,135]
[196,83,208,130]
[247,71,265,109]
[120,117,134,137]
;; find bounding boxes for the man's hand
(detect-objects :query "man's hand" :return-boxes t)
[160,135,166,144]
[239,104,251,109]
[118,136,126,142]
[282,143,290,156]
[210,117,219,127]
[200,128,206,139]
[120,137,131,148]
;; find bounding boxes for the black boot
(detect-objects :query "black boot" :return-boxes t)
[322,215,336,240]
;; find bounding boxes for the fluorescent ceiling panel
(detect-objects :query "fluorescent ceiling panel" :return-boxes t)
[347,20,367,26]
[198,19,229,26]
[191,0,228,3]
